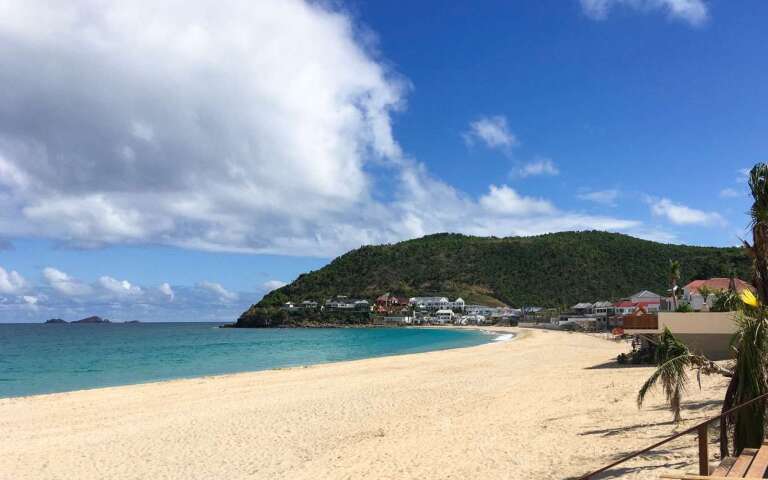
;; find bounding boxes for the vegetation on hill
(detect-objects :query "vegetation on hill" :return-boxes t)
[237,231,749,326]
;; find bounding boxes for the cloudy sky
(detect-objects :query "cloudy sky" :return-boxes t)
[0,0,764,322]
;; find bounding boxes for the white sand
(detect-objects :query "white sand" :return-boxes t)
[0,328,729,480]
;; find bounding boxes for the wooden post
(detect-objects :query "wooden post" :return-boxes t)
[698,423,709,476]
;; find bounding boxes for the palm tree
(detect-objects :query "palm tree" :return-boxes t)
[638,163,768,456]
[669,260,681,310]
[745,163,768,304]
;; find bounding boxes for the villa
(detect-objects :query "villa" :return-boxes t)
[409,296,465,312]
[324,297,370,311]
[682,277,754,310]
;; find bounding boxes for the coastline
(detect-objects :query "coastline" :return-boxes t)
[0,328,727,479]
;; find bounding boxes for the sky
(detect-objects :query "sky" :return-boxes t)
[0,0,765,322]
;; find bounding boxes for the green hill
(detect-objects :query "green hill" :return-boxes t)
[236,231,750,326]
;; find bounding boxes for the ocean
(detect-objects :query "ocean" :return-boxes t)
[0,323,496,398]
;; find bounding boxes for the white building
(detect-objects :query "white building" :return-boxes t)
[434,309,455,324]
[410,297,465,312]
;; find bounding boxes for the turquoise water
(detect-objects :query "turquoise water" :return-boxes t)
[0,323,494,398]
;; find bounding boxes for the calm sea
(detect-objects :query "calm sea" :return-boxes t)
[0,323,495,398]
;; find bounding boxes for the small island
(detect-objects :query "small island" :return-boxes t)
[44,318,67,324]
[44,316,112,324]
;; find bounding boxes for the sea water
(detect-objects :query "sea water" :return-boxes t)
[0,323,496,398]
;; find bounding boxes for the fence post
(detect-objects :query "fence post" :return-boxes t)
[698,423,709,476]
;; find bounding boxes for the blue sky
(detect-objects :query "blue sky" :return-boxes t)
[0,0,764,321]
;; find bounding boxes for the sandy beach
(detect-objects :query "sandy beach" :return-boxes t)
[0,328,729,480]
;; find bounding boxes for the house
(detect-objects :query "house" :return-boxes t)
[571,302,594,315]
[614,300,636,316]
[375,293,410,314]
[593,301,615,317]
[434,309,455,324]
[299,300,319,310]
[683,278,755,311]
[410,296,466,312]
[629,290,662,305]
[324,297,370,311]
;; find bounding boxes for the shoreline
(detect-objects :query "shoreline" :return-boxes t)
[0,326,509,402]
[0,328,727,479]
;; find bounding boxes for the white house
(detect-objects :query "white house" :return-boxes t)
[410,297,465,312]
[629,290,662,304]
[682,278,754,311]
[434,309,455,324]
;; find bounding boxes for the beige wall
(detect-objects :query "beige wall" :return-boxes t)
[658,312,737,335]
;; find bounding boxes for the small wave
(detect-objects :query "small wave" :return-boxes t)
[492,334,514,342]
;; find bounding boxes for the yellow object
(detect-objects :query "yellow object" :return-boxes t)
[741,289,759,307]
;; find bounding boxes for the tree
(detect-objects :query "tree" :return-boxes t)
[744,163,768,304]
[669,260,682,310]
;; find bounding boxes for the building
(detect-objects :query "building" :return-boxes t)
[622,311,738,360]
[593,301,615,316]
[629,290,662,305]
[324,297,370,312]
[374,293,410,314]
[434,309,455,324]
[571,302,594,315]
[410,297,466,312]
[683,278,754,311]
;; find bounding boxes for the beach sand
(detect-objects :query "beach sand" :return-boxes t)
[0,328,729,480]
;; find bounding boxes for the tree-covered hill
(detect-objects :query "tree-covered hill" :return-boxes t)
[242,231,750,321]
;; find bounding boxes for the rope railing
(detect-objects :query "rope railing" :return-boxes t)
[578,391,768,479]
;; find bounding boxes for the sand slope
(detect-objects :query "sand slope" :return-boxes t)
[0,328,728,479]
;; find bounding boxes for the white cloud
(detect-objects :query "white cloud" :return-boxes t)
[263,280,288,292]
[199,281,238,302]
[649,197,724,226]
[0,266,26,294]
[479,185,555,216]
[514,158,559,178]
[0,0,649,261]
[159,282,175,302]
[580,0,709,26]
[42,267,92,296]
[578,189,620,206]
[0,0,404,254]
[98,276,142,296]
[463,116,518,149]
[719,188,741,199]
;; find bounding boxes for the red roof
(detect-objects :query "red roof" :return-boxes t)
[684,278,755,294]
[615,301,635,308]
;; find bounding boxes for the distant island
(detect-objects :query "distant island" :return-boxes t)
[44,316,112,324]
[235,231,750,328]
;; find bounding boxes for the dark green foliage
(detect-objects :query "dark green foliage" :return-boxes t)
[675,304,694,313]
[254,231,749,309]
[711,290,740,312]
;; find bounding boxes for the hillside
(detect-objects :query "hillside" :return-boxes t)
[237,231,750,325]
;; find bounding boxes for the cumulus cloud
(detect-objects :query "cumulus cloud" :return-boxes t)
[480,185,555,216]
[0,266,26,294]
[159,282,175,301]
[0,0,647,260]
[514,158,560,178]
[263,280,288,292]
[98,276,142,296]
[463,116,518,149]
[199,281,238,302]
[648,198,724,226]
[43,267,92,296]
[580,0,709,26]
[578,189,620,206]
[0,0,403,254]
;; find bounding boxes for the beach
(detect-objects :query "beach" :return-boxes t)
[0,328,729,480]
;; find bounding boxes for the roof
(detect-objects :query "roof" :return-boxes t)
[410,297,449,303]
[615,301,635,308]
[684,278,755,294]
[435,309,454,314]
[572,302,594,309]
[630,290,662,300]
[593,301,614,308]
